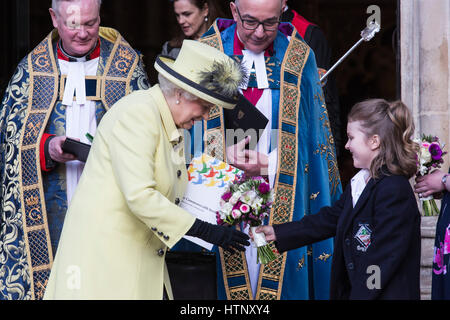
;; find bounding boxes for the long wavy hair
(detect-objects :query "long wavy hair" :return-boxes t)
[348,99,419,179]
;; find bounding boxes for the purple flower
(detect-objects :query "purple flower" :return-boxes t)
[216,212,224,225]
[258,183,270,194]
[429,143,443,161]
[233,201,243,211]
[221,192,232,201]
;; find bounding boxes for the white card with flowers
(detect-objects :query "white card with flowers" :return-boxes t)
[181,153,243,250]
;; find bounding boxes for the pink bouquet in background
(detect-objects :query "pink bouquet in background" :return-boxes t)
[415,134,447,216]
[216,174,277,264]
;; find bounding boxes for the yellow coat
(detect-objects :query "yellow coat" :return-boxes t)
[44,85,196,299]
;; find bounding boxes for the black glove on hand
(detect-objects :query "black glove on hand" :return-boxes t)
[186,219,250,253]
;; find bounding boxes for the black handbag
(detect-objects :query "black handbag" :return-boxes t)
[165,250,217,300]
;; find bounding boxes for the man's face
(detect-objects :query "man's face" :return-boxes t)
[230,0,282,54]
[50,0,101,57]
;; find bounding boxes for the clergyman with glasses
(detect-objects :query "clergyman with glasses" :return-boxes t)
[173,0,342,300]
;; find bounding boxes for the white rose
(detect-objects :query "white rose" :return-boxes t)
[419,165,428,176]
[221,202,233,216]
[420,147,431,164]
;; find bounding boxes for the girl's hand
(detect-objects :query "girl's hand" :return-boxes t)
[249,225,276,242]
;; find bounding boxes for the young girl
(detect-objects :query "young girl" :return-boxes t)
[254,99,421,299]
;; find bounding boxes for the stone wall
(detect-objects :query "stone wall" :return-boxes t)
[401,0,450,300]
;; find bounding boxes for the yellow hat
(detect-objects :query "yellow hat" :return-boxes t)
[154,40,244,109]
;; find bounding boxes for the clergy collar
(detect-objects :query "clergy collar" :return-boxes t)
[57,39,101,62]
[233,30,274,57]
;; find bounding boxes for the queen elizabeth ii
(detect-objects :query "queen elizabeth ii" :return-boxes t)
[44,40,250,300]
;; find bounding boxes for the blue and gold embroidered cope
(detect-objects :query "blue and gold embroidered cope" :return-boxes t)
[0,27,149,300]
[187,19,342,300]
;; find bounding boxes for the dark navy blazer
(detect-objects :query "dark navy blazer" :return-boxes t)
[274,173,421,300]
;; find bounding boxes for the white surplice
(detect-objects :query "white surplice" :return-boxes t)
[240,48,279,298]
[59,56,98,205]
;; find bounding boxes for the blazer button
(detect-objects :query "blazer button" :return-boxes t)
[158,231,164,237]
[175,198,180,205]
[157,249,164,257]
[347,262,354,270]
[163,235,170,241]
[151,227,157,232]
[177,170,182,178]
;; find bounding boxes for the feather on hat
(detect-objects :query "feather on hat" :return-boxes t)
[154,40,246,109]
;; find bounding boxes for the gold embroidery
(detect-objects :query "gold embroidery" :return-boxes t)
[34,278,48,300]
[296,256,305,270]
[36,56,50,69]
[118,47,133,61]
[25,121,40,140]
[115,47,133,72]
[310,191,320,200]
[26,195,39,207]
[316,253,332,262]
[115,60,130,72]
[33,43,46,55]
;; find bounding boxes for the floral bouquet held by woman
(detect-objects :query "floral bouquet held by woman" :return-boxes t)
[216,174,277,264]
[415,134,447,216]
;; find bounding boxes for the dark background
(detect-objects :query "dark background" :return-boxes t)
[0,0,398,186]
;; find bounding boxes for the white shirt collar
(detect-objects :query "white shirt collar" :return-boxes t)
[350,169,370,208]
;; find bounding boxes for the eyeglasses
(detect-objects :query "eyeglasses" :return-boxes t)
[235,6,280,31]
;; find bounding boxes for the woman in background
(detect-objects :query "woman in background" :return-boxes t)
[415,165,450,299]
[162,0,226,58]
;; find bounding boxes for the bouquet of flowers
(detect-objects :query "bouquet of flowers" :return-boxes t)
[415,134,447,216]
[216,174,277,264]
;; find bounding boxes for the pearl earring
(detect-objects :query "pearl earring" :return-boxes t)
[204,16,209,22]
[176,100,180,104]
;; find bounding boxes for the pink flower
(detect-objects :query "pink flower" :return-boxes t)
[240,204,250,213]
[216,212,224,225]
[232,209,241,219]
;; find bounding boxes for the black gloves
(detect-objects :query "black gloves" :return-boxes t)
[186,219,250,253]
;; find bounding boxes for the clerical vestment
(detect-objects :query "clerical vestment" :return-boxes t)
[0,27,149,300]
[176,19,342,300]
